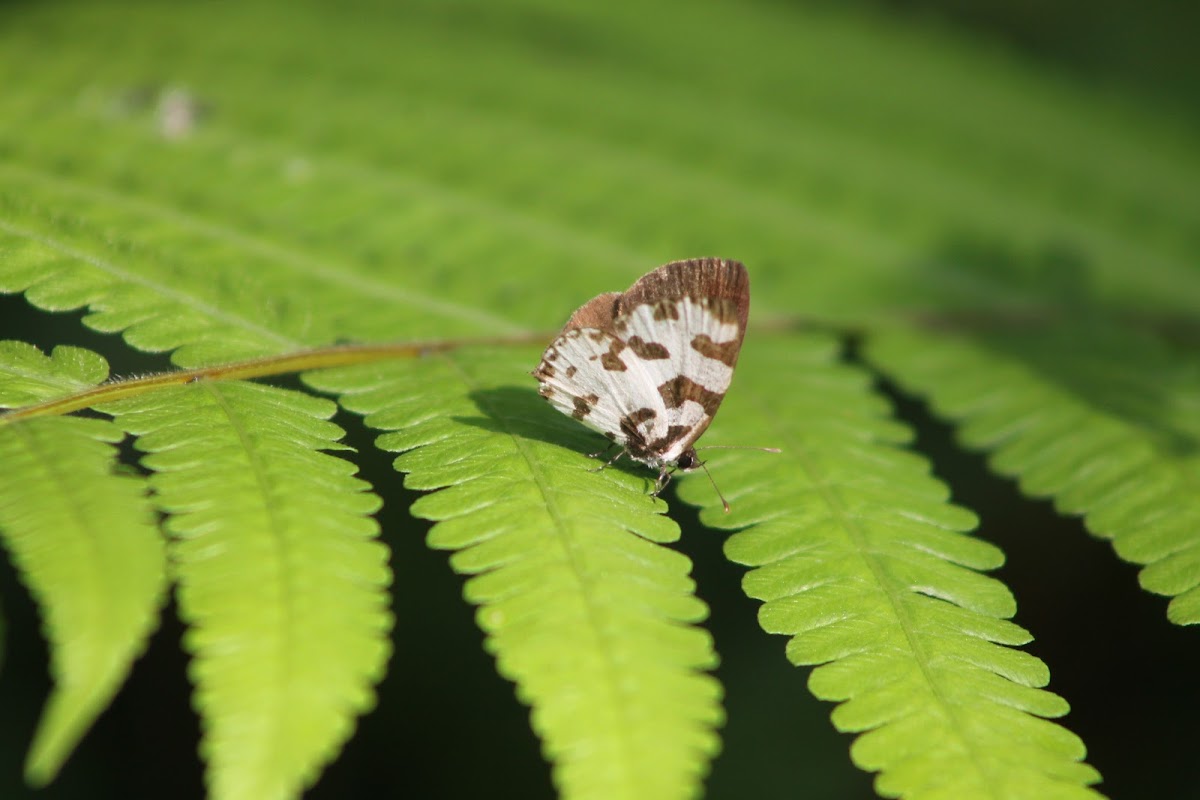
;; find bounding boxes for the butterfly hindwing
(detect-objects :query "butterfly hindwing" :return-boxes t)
[535,326,668,451]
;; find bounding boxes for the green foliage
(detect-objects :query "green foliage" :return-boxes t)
[307,349,721,799]
[102,381,392,800]
[678,335,1100,798]
[0,343,166,785]
[0,0,1196,799]
[868,324,1200,626]
[0,342,110,404]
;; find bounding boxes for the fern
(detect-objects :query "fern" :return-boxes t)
[0,343,166,784]
[305,349,722,799]
[676,333,1100,799]
[0,0,1197,798]
[100,380,392,800]
[867,323,1200,625]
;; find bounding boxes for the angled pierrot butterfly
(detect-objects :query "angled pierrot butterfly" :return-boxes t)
[532,257,776,511]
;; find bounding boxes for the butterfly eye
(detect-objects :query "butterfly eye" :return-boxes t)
[676,451,698,471]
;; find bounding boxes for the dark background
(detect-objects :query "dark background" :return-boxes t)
[1,2,1198,798]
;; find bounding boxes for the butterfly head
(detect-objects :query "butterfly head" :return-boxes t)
[665,447,730,513]
[674,448,702,472]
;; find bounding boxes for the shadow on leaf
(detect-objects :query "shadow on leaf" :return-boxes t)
[456,385,654,483]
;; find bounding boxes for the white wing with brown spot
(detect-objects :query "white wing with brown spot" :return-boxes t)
[611,296,741,462]
[533,258,750,473]
[533,327,668,450]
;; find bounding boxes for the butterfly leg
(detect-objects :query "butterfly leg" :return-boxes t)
[651,468,674,497]
[588,441,619,460]
[588,447,627,474]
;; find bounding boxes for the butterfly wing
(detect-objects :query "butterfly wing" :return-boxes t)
[533,325,671,460]
[534,258,749,467]
[611,259,749,462]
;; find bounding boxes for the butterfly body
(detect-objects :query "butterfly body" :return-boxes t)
[533,258,750,490]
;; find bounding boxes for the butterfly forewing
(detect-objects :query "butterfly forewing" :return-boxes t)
[609,296,740,462]
[534,258,749,473]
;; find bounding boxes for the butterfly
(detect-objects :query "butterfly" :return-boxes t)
[533,258,768,510]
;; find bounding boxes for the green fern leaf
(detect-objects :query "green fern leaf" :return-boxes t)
[99,380,392,800]
[305,347,722,800]
[0,225,298,366]
[675,332,1103,799]
[0,341,167,785]
[868,324,1200,625]
[1,0,1198,795]
[0,341,109,405]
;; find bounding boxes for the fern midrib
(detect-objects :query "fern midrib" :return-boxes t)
[750,388,1006,797]
[12,423,117,680]
[445,351,644,793]
[200,380,299,773]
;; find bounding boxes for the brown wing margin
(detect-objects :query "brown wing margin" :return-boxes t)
[559,291,622,332]
[550,257,750,349]
[618,257,750,349]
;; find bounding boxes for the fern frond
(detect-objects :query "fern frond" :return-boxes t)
[305,347,722,800]
[1,0,1196,795]
[0,225,300,367]
[0,341,166,784]
[675,332,1102,800]
[99,380,391,800]
[868,324,1200,625]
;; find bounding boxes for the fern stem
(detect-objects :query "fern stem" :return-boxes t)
[16,305,1186,427]
[0,334,547,424]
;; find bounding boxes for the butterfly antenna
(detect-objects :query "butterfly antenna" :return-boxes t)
[697,460,731,513]
[693,446,781,513]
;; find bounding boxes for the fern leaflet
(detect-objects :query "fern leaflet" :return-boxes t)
[675,332,1103,800]
[305,347,722,800]
[0,341,166,784]
[868,324,1200,625]
[99,380,392,800]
